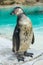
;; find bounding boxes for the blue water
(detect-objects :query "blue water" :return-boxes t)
[0,6,43,26]
[0,6,43,37]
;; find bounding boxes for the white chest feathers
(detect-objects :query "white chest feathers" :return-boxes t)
[18,14,33,52]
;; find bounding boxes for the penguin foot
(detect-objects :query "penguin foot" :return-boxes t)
[24,51,33,57]
[17,54,24,62]
[12,48,15,52]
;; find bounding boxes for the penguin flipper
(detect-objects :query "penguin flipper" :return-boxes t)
[31,33,34,44]
[13,25,20,52]
[12,26,18,52]
[15,28,20,52]
[12,36,16,52]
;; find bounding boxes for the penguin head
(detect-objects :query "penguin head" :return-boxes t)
[10,7,24,16]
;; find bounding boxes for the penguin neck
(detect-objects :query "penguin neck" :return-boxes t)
[17,13,25,25]
[17,13,24,17]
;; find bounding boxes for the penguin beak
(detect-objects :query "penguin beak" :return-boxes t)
[10,11,15,15]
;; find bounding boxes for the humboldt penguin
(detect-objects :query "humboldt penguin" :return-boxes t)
[10,7,34,61]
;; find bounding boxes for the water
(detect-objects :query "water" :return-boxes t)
[0,6,43,39]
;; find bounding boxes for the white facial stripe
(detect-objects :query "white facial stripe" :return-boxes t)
[19,9,22,11]
[17,9,23,15]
